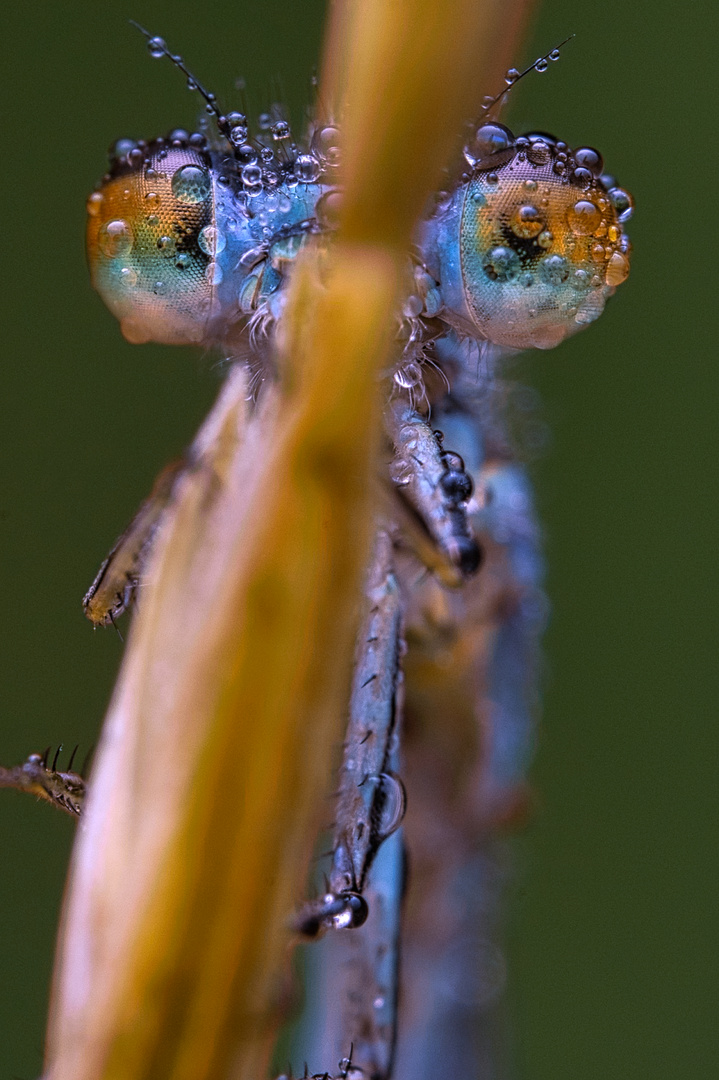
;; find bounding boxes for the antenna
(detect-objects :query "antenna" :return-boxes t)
[130,21,237,149]
[481,34,575,119]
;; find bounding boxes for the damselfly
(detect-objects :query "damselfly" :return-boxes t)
[2,9,632,1079]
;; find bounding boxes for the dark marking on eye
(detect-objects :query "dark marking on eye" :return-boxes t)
[498,225,543,265]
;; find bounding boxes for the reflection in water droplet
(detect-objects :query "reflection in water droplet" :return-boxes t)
[608,186,634,223]
[147,36,166,58]
[99,219,132,258]
[394,362,423,389]
[198,225,226,256]
[510,204,544,239]
[205,261,223,285]
[171,164,211,205]
[294,153,320,183]
[316,188,343,228]
[86,191,103,217]
[482,246,520,282]
[376,772,406,838]
[463,122,513,167]
[241,163,263,189]
[540,254,570,285]
[527,140,551,166]
[329,892,368,931]
[566,199,602,235]
[605,251,630,286]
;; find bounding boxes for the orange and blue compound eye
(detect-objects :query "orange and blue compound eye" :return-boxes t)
[87,142,219,344]
[422,128,633,350]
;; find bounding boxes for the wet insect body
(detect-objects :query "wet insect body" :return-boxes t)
[9,28,633,1080]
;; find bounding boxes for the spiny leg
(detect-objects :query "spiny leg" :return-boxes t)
[288,532,405,1080]
[0,748,87,817]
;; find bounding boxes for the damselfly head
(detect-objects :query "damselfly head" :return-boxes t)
[432,124,634,350]
[86,137,226,345]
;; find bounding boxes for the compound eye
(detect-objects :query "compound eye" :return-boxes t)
[459,138,632,349]
[86,144,217,344]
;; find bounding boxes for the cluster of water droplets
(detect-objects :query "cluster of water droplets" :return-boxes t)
[459,119,633,306]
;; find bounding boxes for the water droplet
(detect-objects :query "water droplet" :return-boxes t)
[198,225,226,256]
[549,48,561,61]
[527,140,551,166]
[294,153,320,183]
[486,172,499,185]
[156,235,175,253]
[482,246,520,282]
[99,219,133,258]
[241,163,263,189]
[591,242,605,262]
[146,214,159,227]
[574,146,603,176]
[534,57,548,73]
[403,294,424,318]
[389,459,412,486]
[171,163,211,204]
[175,253,191,270]
[186,77,197,91]
[570,166,593,189]
[147,36,166,59]
[510,204,544,239]
[537,230,554,249]
[330,892,368,931]
[521,272,535,288]
[394,362,423,389]
[86,191,103,217]
[523,178,538,192]
[119,267,138,286]
[608,186,634,223]
[271,120,291,141]
[229,124,248,146]
[109,138,137,162]
[153,279,167,295]
[312,124,341,162]
[571,268,590,290]
[566,199,602,235]
[316,188,343,227]
[144,191,160,210]
[605,250,630,286]
[463,122,514,166]
[205,260,223,285]
[233,145,255,167]
[539,253,570,285]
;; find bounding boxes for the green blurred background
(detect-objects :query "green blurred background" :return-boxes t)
[1,0,715,1076]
